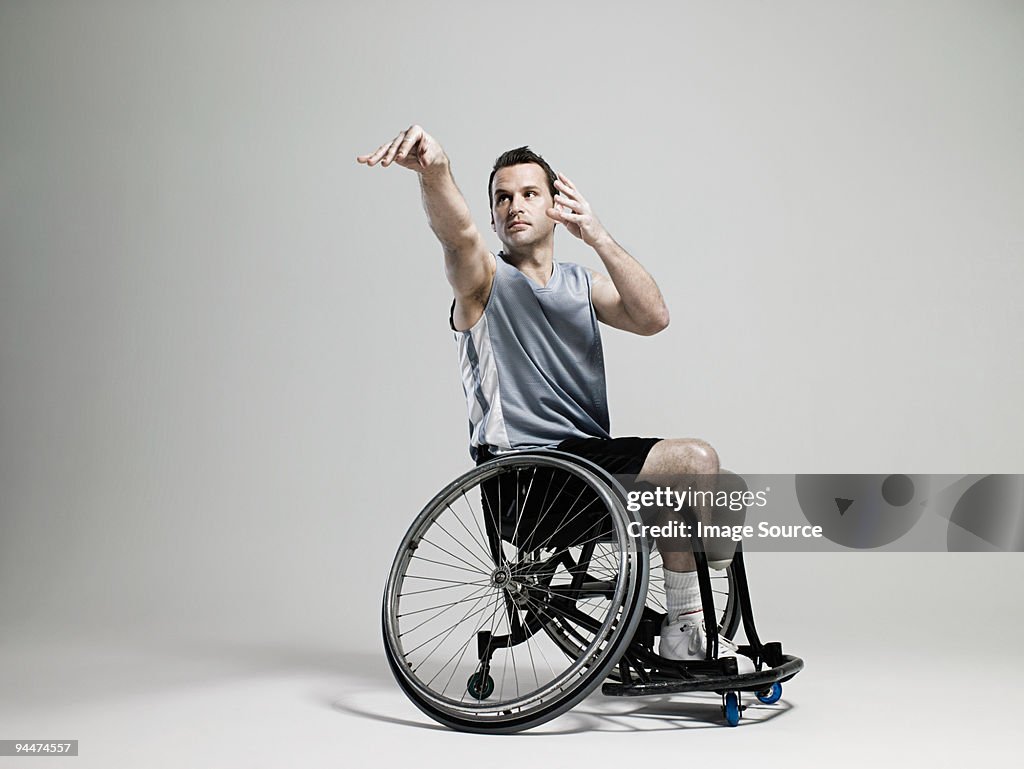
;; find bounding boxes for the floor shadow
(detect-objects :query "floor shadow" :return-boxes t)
[330,680,796,735]
[2,636,797,737]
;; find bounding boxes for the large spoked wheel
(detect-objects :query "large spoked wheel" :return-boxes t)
[382,451,649,733]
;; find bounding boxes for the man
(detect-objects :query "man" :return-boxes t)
[357,124,751,670]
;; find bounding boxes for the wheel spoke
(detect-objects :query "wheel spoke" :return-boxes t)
[447,498,496,571]
[398,588,497,619]
[460,489,493,568]
[516,469,576,551]
[409,553,490,577]
[425,589,503,690]
[528,485,601,554]
[400,583,492,637]
[428,517,495,575]
[400,579,491,597]
[438,590,507,699]
[407,587,502,661]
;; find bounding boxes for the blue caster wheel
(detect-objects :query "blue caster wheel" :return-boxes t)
[723,692,741,726]
[756,682,783,705]
[467,672,494,700]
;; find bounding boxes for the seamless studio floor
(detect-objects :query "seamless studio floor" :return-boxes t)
[0,625,1018,769]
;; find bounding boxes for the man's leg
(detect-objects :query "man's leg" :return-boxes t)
[637,438,752,669]
[635,438,720,573]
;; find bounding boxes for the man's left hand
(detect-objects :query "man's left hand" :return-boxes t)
[546,173,609,247]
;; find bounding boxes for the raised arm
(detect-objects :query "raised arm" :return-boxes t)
[545,172,670,336]
[357,125,493,328]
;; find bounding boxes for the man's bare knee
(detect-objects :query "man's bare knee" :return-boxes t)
[638,438,720,484]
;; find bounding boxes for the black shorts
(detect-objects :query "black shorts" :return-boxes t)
[474,437,662,549]
[474,436,661,478]
[551,436,661,479]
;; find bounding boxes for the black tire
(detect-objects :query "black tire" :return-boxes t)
[382,452,648,733]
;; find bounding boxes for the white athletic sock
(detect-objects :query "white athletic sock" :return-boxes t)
[663,568,701,622]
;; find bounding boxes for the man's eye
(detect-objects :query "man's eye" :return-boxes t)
[526,191,535,197]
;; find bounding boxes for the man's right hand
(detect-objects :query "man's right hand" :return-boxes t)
[356,125,447,173]
[356,125,493,327]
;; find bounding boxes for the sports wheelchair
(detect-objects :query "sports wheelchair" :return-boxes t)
[382,450,803,733]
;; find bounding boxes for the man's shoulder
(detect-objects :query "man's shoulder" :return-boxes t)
[555,260,594,290]
[556,259,586,271]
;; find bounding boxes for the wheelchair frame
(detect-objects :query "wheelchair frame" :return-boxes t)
[382,450,803,732]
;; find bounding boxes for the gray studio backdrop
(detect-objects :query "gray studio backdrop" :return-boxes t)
[1,0,1022,655]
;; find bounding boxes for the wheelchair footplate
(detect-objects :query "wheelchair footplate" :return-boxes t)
[602,633,805,726]
[602,641,804,697]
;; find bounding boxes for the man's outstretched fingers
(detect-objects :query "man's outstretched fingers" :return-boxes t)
[381,133,406,167]
[357,141,389,165]
[396,125,423,160]
[370,141,395,166]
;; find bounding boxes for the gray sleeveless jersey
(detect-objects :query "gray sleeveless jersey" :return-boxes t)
[453,253,611,458]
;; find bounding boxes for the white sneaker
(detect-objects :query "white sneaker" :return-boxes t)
[659,612,755,674]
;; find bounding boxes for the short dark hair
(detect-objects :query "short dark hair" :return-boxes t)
[488,146,557,207]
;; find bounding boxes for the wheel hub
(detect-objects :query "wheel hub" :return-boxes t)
[490,563,514,589]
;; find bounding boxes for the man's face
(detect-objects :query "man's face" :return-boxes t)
[490,163,556,249]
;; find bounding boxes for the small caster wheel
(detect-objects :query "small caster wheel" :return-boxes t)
[756,682,783,704]
[723,691,741,726]
[467,671,494,700]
